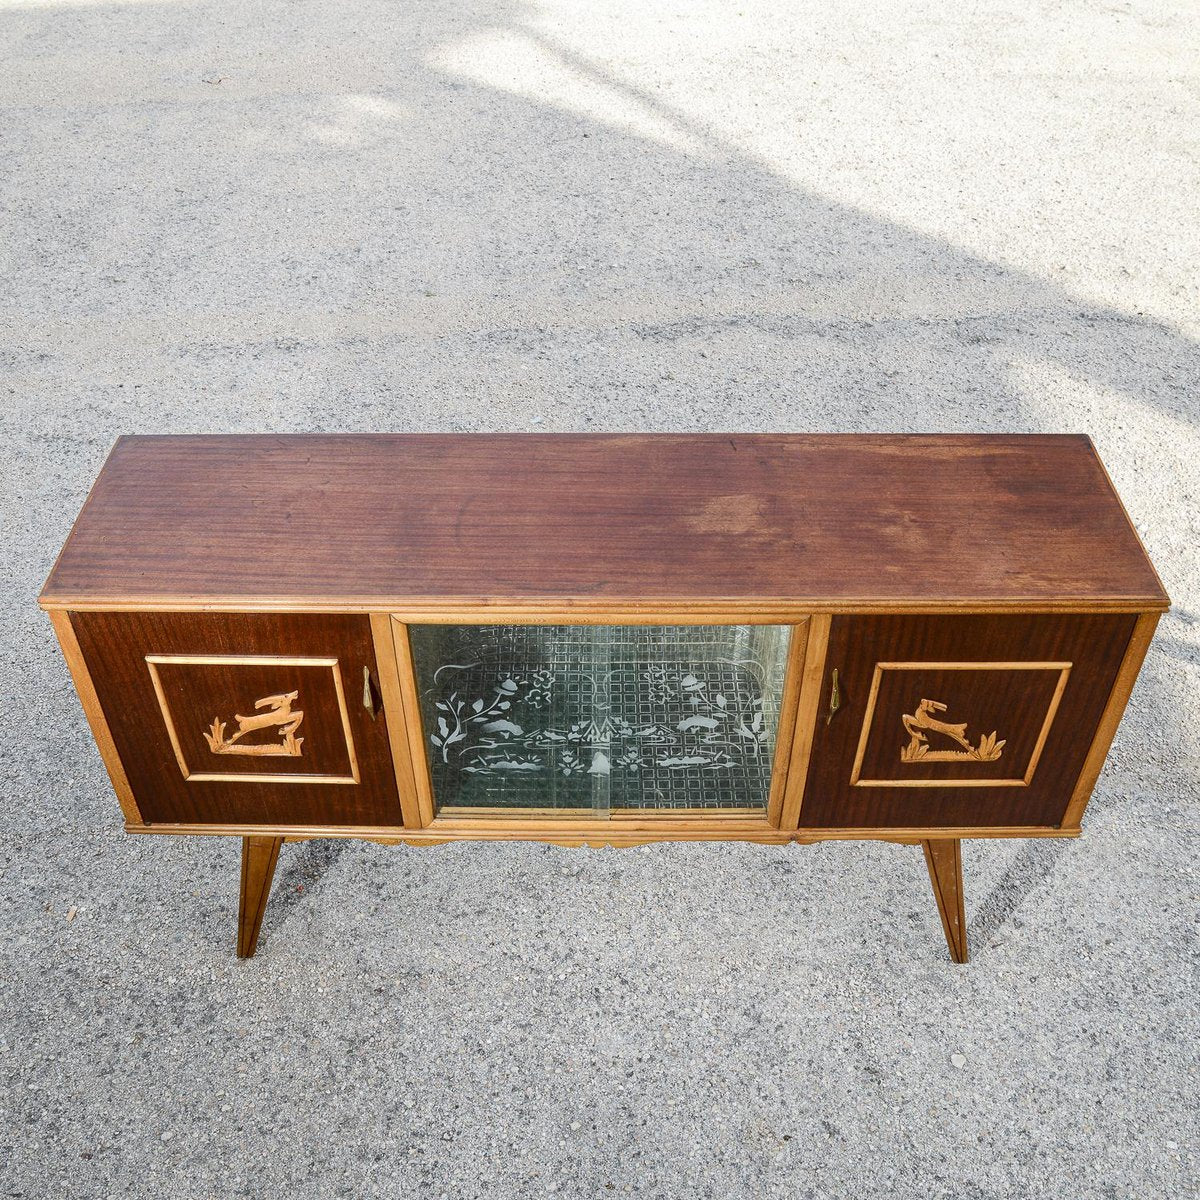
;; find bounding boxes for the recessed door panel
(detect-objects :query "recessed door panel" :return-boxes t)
[798,613,1136,829]
[145,655,359,784]
[71,612,403,827]
[850,661,1071,788]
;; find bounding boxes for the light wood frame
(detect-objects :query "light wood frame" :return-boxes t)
[124,819,1078,844]
[368,614,428,829]
[848,661,1072,789]
[144,654,360,785]
[386,613,811,835]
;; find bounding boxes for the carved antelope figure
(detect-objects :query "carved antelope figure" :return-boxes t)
[204,691,304,756]
[902,698,972,752]
[228,692,302,742]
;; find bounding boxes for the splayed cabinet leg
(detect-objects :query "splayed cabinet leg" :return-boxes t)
[922,839,968,963]
[238,836,283,958]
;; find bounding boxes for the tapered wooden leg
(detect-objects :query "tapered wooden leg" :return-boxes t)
[922,839,968,963]
[238,836,282,958]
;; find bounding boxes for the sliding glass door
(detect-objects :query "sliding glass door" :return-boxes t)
[407,624,795,817]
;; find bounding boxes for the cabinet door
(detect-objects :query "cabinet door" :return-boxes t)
[405,622,796,817]
[797,613,1137,830]
[71,612,403,827]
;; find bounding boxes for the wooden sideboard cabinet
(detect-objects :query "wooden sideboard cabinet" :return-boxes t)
[39,434,1168,962]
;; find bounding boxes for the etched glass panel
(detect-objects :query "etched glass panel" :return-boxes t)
[408,625,793,814]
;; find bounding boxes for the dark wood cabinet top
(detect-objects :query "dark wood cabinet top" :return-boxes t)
[39,434,1167,613]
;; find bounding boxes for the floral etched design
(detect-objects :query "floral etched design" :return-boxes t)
[525,669,555,709]
[642,666,675,705]
[425,662,772,780]
[410,624,790,811]
[429,676,521,762]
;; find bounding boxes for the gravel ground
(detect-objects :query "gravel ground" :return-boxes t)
[2,1,1198,1197]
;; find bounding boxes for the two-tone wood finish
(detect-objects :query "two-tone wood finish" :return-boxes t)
[39,434,1168,962]
[68,611,403,827]
[796,613,1138,830]
[238,836,283,958]
[923,840,968,963]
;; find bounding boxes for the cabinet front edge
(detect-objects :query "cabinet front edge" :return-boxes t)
[38,598,1170,617]
[125,821,1080,842]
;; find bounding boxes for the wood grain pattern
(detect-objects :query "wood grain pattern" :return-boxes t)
[238,836,282,958]
[389,619,438,826]
[70,611,403,827]
[1061,611,1161,828]
[47,609,143,825]
[798,613,1137,829]
[778,615,831,829]
[923,839,968,963]
[39,435,1167,613]
[125,819,1078,842]
[368,614,425,829]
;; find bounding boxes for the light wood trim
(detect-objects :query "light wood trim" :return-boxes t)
[435,806,596,819]
[1023,664,1071,784]
[778,615,831,829]
[766,620,811,826]
[849,661,1072,788]
[143,654,360,785]
[1061,611,1161,827]
[369,614,425,829]
[144,657,192,778]
[796,825,1078,841]
[389,618,438,826]
[128,819,787,842]
[426,817,780,836]
[390,606,815,625]
[36,596,1169,618]
[48,610,142,824]
[125,819,1079,843]
[848,660,885,786]
[432,807,768,824]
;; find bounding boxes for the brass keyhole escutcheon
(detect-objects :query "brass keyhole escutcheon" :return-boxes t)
[827,668,840,725]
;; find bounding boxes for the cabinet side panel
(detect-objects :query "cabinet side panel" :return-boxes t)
[71,611,404,827]
[1061,611,1160,828]
[48,609,142,824]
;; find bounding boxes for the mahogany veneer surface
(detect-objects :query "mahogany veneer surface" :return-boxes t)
[40,434,1168,611]
[71,611,402,826]
[798,612,1137,828]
